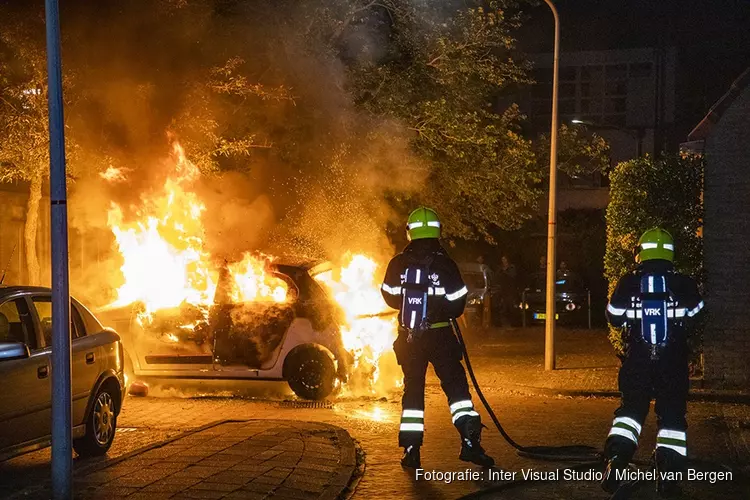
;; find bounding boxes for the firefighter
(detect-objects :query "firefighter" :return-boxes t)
[381,207,495,469]
[602,228,704,496]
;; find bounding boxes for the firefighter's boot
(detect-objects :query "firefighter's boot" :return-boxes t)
[601,436,637,494]
[401,445,421,469]
[457,417,495,467]
[655,448,685,497]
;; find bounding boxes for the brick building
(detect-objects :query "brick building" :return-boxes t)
[687,68,750,388]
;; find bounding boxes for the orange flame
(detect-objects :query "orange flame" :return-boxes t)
[105,143,285,325]
[315,254,400,395]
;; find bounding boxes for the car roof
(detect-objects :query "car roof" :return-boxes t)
[272,257,329,272]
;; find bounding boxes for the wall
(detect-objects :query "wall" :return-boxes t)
[703,85,750,387]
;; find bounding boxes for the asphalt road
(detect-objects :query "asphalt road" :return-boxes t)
[2,329,749,499]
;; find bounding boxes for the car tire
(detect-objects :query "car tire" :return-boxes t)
[285,347,336,401]
[73,381,118,458]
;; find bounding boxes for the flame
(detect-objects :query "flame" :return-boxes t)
[105,142,285,326]
[100,165,128,182]
[103,141,399,398]
[316,254,400,395]
[228,253,288,304]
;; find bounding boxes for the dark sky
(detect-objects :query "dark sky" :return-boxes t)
[519,0,750,139]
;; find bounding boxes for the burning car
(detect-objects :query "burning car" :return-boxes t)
[99,258,350,400]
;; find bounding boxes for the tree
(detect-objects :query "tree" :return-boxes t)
[604,153,704,354]
[298,0,609,242]
[0,18,79,285]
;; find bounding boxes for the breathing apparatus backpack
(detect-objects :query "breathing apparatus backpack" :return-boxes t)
[639,273,671,359]
[399,257,434,342]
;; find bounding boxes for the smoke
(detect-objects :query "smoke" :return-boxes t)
[52,1,426,273]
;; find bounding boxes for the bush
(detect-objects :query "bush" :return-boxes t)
[604,153,704,355]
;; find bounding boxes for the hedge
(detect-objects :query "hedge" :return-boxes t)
[604,153,704,355]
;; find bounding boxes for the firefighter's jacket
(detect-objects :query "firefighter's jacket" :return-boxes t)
[381,238,468,324]
[606,260,704,344]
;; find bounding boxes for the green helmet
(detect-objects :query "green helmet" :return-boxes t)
[636,228,674,263]
[406,207,441,241]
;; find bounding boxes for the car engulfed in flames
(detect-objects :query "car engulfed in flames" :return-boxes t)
[96,143,400,399]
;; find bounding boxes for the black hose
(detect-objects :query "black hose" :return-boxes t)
[450,318,602,463]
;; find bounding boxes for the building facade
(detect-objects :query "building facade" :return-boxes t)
[687,68,750,388]
[528,47,677,210]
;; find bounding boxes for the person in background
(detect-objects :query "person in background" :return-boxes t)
[498,255,518,326]
[557,260,570,280]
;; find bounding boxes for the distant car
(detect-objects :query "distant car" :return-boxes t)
[99,259,349,401]
[458,263,500,330]
[0,286,124,460]
[521,272,591,326]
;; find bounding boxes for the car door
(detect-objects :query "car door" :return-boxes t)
[0,296,50,451]
[29,295,100,427]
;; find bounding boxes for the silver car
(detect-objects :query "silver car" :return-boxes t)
[0,286,124,460]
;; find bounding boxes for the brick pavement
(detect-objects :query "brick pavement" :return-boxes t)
[12,420,357,500]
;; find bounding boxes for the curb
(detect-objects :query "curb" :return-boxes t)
[10,419,359,500]
[503,383,750,404]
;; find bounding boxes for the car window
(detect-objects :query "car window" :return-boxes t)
[0,298,35,348]
[31,297,85,349]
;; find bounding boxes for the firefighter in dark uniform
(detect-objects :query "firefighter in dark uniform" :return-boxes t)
[381,207,495,469]
[602,228,704,496]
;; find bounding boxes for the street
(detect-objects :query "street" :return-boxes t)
[2,328,749,499]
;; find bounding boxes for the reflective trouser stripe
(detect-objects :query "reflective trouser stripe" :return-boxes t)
[452,410,480,423]
[656,429,687,456]
[450,400,474,414]
[450,400,477,423]
[608,416,642,445]
[400,423,424,432]
[402,409,424,418]
[401,409,424,433]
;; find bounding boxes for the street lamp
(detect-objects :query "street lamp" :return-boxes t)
[44,0,73,498]
[571,119,644,157]
[543,0,560,372]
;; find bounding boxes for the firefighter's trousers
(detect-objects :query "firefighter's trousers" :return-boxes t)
[393,325,479,447]
[605,340,690,461]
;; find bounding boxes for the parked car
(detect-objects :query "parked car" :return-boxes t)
[99,259,349,401]
[0,286,124,460]
[521,271,591,326]
[458,263,500,330]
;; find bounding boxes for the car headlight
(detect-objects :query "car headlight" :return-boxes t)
[518,302,529,310]
[468,297,483,305]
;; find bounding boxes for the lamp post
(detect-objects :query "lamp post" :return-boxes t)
[543,0,560,371]
[44,0,73,498]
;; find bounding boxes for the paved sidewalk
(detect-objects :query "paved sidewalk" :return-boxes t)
[13,420,358,500]
[467,327,750,403]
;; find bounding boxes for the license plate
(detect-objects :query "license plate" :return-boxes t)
[533,313,559,320]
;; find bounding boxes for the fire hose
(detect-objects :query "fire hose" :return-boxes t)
[450,318,739,500]
[450,318,602,463]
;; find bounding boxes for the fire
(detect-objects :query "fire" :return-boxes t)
[315,254,400,395]
[103,140,398,397]
[105,142,285,325]
[228,253,288,304]
[100,166,128,182]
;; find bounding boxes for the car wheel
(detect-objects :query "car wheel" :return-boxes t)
[73,381,118,457]
[285,347,336,401]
